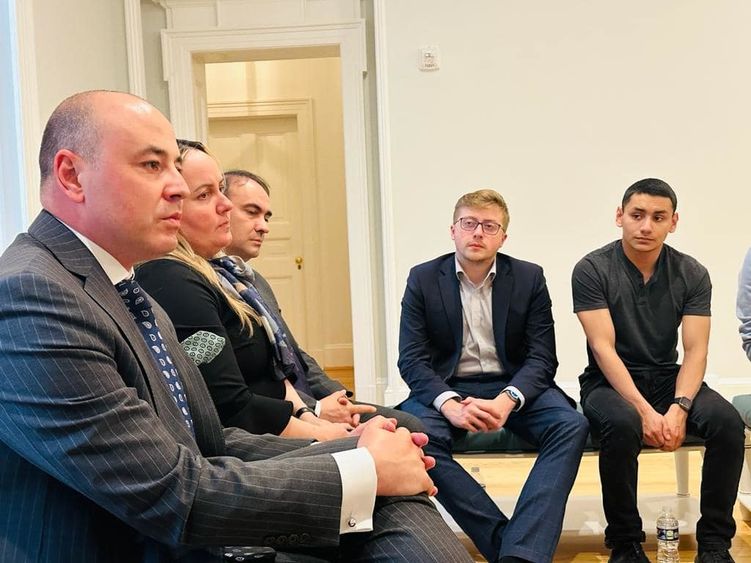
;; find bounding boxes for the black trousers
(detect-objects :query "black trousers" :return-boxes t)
[581,370,745,551]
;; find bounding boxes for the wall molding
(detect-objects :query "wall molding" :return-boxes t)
[124,0,147,97]
[323,343,354,368]
[160,23,365,135]
[155,0,360,30]
[373,0,408,406]
[0,1,22,251]
[13,0,41,225]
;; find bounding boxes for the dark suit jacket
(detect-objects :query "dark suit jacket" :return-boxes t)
[0,212,354,562]
[251,270,348,403]
[398,252,562,407]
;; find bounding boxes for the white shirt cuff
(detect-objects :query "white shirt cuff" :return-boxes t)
[331,448,376,534]
[314,400,322,417]
[503,385,525,411]
[433,391,461,412]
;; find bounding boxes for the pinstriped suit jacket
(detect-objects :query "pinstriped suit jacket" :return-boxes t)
[0,212,353,562]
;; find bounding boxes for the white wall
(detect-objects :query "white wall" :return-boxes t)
[377,1,751,399]
[33,0,129,124]
[3,0,131,247]
[21,0,130,222]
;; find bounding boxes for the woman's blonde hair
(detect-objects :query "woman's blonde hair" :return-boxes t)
[167,141,262,333]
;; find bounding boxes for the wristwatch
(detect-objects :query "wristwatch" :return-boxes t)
[294,406,316,418]
[673,396,692,413]
[503,388,521,405]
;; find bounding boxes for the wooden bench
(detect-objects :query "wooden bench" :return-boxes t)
[452,407,705,498]
[438,405,707,535]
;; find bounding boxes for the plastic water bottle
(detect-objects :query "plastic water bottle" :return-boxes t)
[656,506,679,563]
[470,466,486,489]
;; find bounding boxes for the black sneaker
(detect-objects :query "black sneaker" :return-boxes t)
[695,551,734,563]
[609,542,650,563]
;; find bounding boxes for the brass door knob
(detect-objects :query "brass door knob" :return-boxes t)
[295,256,304,270]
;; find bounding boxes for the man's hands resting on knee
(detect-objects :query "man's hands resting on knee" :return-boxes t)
[439,394,517,432]
[356,416,438,497]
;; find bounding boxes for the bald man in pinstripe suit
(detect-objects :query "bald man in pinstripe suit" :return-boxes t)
[0,91,471,563]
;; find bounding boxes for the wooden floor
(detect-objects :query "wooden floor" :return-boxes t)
[454,452,751,562]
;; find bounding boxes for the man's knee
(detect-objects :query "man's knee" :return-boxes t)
[545,408,590,447]
[702,402,746,450]
[585,402,641,452]
[562,407,589,431]
[568,410,590,444]
[366,404,426,433]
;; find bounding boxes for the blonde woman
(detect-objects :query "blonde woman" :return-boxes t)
[136,140,351,441]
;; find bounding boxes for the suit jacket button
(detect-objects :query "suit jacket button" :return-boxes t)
[288,534,299,545]
[277,536,287,546]
[300,533,311,543]
[263,536,275,546]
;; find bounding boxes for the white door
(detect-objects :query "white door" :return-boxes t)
[208,112,317,351]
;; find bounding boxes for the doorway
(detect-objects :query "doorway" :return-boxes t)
[204,57,353,372]
[160,22,381,401]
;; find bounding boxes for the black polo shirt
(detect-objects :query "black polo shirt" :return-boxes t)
[572,240,711,380]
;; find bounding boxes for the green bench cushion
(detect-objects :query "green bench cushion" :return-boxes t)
[733,394,751,427]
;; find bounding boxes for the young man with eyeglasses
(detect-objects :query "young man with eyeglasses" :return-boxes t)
[398,189,588,563]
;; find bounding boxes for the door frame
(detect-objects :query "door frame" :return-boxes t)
[207,98,325,363]
[159,22,379,401]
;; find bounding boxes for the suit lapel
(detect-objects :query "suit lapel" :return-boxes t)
[28,212,196,445]
[491,255,512,365]
[438,257,463,352]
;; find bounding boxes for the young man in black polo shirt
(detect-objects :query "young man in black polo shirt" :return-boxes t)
[572,178,744,563]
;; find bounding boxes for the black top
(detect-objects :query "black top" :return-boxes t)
[572,240,711,379]
[136,258,293,435]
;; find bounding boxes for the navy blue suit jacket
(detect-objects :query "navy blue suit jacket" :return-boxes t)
[398,252,563,407]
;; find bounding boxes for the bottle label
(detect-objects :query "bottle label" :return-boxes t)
[656,527,679,541]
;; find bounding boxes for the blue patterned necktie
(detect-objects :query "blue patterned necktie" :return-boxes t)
[210,256,312,395]
[116,278,195,434]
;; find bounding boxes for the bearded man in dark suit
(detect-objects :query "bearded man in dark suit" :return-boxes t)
[222,169,421,431]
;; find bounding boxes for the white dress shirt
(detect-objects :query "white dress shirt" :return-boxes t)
[433,256,525,412]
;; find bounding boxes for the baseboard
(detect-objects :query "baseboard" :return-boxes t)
[323,344,353,367]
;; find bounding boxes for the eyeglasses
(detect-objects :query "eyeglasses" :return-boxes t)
[454,217,503,235]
